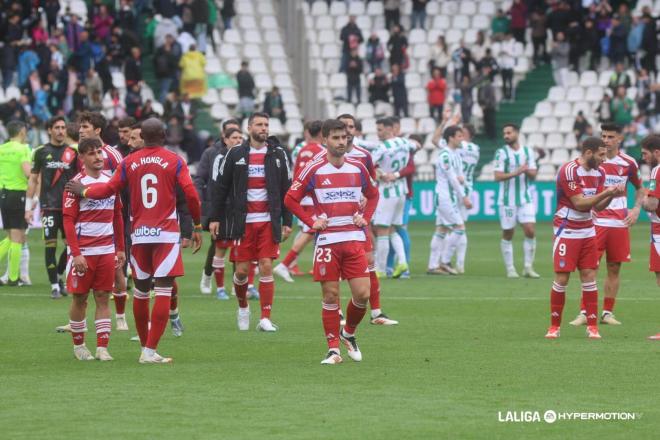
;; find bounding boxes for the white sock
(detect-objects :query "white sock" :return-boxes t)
[51,282,59,290]
[456,231,468,269]
[501,239,514,270]
[375,236,390,273]
[143,347,155,357]
[523,237,536,268]
[390,232,407,265]
[441,230,462,264]
[371,308,381,318]
[428,232,446,269]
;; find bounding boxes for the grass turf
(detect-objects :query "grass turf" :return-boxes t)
[1,221,659,439]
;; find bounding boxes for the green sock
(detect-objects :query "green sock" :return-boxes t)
[0,238,10,262]
[8,241,21,281]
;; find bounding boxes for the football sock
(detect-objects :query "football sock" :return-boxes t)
[282,249,298,268]
[259,275,274,319]
[322,302,341,350]
[45,243,57,284]
[428,232,445,269]
[386,242,395,270]
[95,318,111,348]
[70,319,86,346]
[397,225,411,264]
[579,297,586,314]
[213,256,225,288]
[233,273,248,308]
[170,281,178,312]
[0,238,9,262]
[20,242,29,279]
[582,282,598,326]
[57,249,67,276]
[112,289,128,315]
[500,239,514,270]
[375,235,390,273]
[442,229,464,265]
[603,297,615,314]
[550,282,566,327]
[344,298,367,335]
[456,231,468,269]
[146,286,172,349]
[8,241,21,281]
[133,288,151,347]
[368,266,381,314]
[204,242,214,276]
[390,232,407,265]
[523,237,537,268]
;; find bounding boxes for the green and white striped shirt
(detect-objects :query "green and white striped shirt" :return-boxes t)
[493,144,537,207]
[458,140,480,196]
[291,141,306,165]
[372,136,414,199]
[435,146,465,204]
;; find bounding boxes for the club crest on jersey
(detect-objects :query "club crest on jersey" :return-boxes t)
[559,259,566,268]
[568,182,577,191]
[319,264,326,276]
[235,158,246,165]
[276,158,281,168]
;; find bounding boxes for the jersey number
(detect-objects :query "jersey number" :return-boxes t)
[558,243,567,257]
[314,248,332,263]
[140,174,158,209]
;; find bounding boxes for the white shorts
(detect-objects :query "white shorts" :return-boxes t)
[436,199,464,227]
[498,203,536,230]
[373,195,405,227]
[459,203,469,222]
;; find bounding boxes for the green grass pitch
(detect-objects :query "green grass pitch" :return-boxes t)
[1,221,660,439]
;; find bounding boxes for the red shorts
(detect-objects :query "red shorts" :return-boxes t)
[553,235,599,272]
[650,242,660,272]
[130,243,184,280]
[596,226,631,263]
[313,241,369,282]
[230,222,280,262]
[215,239,233,250]
[67,253,116,294]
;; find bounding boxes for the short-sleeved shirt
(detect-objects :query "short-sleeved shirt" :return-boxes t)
[592,152,642,228]
[648,165,660,236]
[0,140,31,191]
[435,146,464,204]
[31,143,79,210]
[494,144,537,207]
[372,137,415,199]
[459,140,480,196]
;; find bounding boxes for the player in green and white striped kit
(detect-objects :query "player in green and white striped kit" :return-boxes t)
[428,126,472,275]
[372,118,414,277]
[455,124,480,273]
[493,123,540,278]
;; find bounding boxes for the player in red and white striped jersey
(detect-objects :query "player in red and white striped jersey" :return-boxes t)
[569,124,645,326]
[66,118,202,364]
[273,121,325,282]
[285,119,379,364]
[62,138,125,361]
[546,137,625,340]
[640,135,660,339]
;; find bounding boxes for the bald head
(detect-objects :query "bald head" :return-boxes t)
[141,118,166,146]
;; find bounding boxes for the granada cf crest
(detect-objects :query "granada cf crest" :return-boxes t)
[319,264,326,276]
[568,182,577,191]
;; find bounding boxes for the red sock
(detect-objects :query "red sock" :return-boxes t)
[70,319,86,345]
[133,289,150,347]
[248,262,257,285]
[95,318,111,348]
[369,269,380,310]
[582,282,598,326]
[282,249,298,268]
[603,297,615,313]
[344,298,367,334]
[322,302,340,350]
[146,287,172,350]
[234,273,248,308]
[113,290,127,315]
[170,282,178,312]
[259,275,274,319]
[213,256,225,288]
[550,282,566,327]
[579,297,586,313]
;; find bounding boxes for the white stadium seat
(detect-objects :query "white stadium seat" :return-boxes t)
[540,117,559,134]
[534,102,553,118]
[547,86,566,102]
[566,86,585,102]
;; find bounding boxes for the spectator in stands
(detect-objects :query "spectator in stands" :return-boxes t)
[550,31,569,86]
[597,93,613,123]
[221,0,236,31]
[479,48,499,80]
[581,18,601,71]
[124,46,142,87]
[177,93,198,127]
[384,0,401,31]
[154,36,179,103]
[192,0,209,53]
[1,43,15,91]
[263,87,286,124]
[609,14,627,65]
[491,9,510,41]
[368,68,390,104]
[390,63,408,118]
[509,0,528,44]
[426,67,446,121]
[452,40,473,85]
[611,85,634,126]
[471,31,490,66]
[460,76,474,123]
[573,111,591,143]
[628,16,644,68]
[476,66,497,139]
[93,5,114,42]
[546,1,572,39]
[387,25,408,71]
[179,44,206,99]
[165,114,184,151]
[411,0,428,30]
[365,33,385,72]
[345,48,363,104]
[566,21,582,72]
[530,8,548,66]
[608,62,631,91]
[499,33,516,101]
[340,16,363,73]
[17,45,39,89]
[429,36,450,77]
[236,61,255,120]
[125,83,143,118]
[641,13,657,74]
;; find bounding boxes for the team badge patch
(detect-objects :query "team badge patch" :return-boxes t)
[559,259,566,268]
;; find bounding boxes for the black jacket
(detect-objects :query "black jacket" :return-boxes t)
[210,138,292,242]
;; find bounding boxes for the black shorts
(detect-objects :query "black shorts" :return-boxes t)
[41,210,65,241]
[0,189,27,230]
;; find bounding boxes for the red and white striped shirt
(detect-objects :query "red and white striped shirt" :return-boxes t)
[648,165,660,235]
[293,142,325,207]
[593,152,641,228]
[287,156,379,245]
[247,147,270,223]
[346,144,377,180]
[102,144,123,173]
[63,172,124,257]
[554,159,605,238]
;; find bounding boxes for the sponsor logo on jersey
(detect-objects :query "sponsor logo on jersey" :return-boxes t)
[321,189,357,202]
[604,175,626,186]
[45,161,73,169]
[133,225,163,237]
[248,165,265,177]
[583,189,597,197]
[82,197,115,210]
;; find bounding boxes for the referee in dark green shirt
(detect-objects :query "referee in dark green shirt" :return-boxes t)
[0,121,31,285]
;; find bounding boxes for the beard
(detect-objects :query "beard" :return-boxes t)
[587,157,599,169]
[251,132,267,143]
